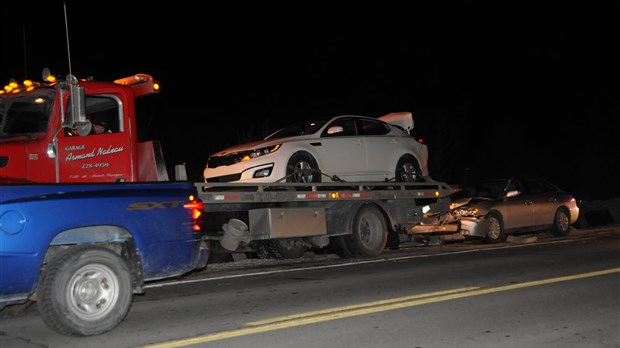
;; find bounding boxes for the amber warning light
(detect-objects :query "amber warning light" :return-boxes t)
[184,195,204,232]
[114,73,160,97]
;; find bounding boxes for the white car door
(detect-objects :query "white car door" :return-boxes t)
[359,119,397,179]
[313,118,367,180]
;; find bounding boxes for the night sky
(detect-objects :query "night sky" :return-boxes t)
[2,3,619,200]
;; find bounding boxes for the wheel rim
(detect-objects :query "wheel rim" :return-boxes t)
[557,211,569,232]
[398,162,417,182]
[358,214,385,249]
[67,263,119,320]
[292,160,314,183]
[487,217,501,240]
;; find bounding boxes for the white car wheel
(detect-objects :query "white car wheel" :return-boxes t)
[395,156,422,182]
[286,153,320,183]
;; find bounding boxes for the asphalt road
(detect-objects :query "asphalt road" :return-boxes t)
[1,226,619,348]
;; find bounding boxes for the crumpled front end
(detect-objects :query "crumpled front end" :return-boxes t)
[409,211,460,235]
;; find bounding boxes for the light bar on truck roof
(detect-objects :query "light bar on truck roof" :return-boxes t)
[1,75,55,95]
[114,73,152,86]
[114,73,160,97]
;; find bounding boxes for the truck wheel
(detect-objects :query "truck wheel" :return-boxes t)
[256,239,308,259]
[330,235,354,258]
[484,212,505,243]
[551,207,571,236]
[37,245,133,336]
[386,231,401,250]
[344,204,388,257]
[273,238,308,259]
[256,240,278,259]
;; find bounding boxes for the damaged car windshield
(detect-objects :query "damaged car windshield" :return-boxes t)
[452,179,509,200]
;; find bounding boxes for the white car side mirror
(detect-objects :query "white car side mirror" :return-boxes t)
[327,126,343,135]
[506,190,521,198]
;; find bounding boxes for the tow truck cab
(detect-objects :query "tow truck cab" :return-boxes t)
[0,72,168,183]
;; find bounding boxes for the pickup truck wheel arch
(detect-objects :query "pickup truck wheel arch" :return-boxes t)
[50,225,131,245]
[44,238,145,294]
[37,245,133,336]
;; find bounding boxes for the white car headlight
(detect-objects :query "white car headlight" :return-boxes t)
[242,144,281,161]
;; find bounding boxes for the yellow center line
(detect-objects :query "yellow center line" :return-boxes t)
[246,286,480,326]
[141,267,620,348]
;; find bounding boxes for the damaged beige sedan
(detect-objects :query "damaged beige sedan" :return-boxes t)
[411,176,580,243]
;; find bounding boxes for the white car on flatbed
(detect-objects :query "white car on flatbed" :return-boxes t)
[203,112,429,184]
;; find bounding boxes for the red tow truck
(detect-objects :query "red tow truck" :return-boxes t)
[0,70,170,183]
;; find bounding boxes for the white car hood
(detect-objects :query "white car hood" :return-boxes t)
[211,135,314,156]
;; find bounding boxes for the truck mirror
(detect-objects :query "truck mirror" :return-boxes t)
[60,75,88,130]
[69,82,87,124]
[46,142,57,159]
[76,120,92,136]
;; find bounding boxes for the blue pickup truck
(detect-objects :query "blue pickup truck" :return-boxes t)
[0,181,208,336]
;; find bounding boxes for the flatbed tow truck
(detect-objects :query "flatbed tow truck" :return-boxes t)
[0,70,458,261]
[194,179,456,260]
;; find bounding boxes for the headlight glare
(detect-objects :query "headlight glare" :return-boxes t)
[242,144,281,161]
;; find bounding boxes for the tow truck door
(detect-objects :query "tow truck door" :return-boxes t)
[57,131,133,182]
[56,95,134,183]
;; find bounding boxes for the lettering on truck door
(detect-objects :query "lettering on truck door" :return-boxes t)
[57,95,133,182]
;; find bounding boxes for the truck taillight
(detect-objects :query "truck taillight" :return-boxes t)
[184,195,204,232]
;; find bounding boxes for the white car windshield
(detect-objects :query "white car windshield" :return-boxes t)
[265,117,331,140]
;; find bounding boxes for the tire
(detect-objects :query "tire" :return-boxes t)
[273,238,308,259]
[37,245,133,337]
[344,204,388,257]
[386,231,401,250]
[395,155,422,183]
[256,238,307,259]
[484,212,505,243]
[551,207,571,236]
[330,235,354,259]
[286,152,321,183]
[255,240,278,259]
